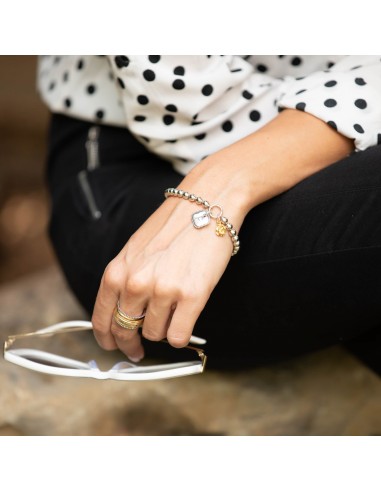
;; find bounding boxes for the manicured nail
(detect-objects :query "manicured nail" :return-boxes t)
[129,354,143,363]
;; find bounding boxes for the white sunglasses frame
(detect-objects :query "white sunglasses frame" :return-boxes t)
[3,320,207,381]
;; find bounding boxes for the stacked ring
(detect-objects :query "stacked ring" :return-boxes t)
[113,302,146,330]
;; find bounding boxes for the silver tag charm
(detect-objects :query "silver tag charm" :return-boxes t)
[191,210,210,229]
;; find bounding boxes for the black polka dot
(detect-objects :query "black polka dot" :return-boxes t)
[195,133,206,140]
[48,81,55,91]
[222,120,233,132]
[86,84,96,94]
[140,136,150,143]
[63,72,69,82]
[355,98,367,109]
[64,98,71,108]
[134,115,146,122]
[353,123,364,134]
[109,72,114,80]
[165,104,177,112]
[295,76,305,80]
[295,89,306,94]
[148,56,161,63]
[355,77,366,86]
[117,77,125,89]
[291,56,302,66]
[174,66,185,76]
[327,121,337,130]
[249,110,261,121]
[324,99,337,107]
[192,113,198,120]
[165,139,177,143]
[191,121,202,126]
[201,84,213,96]
[242,90,253,99]
[163,114,175,125]
[77,59,84,70]
[351,65,362,70]
[327,61,335,68]
[230,68,242,73]
[173,79,185,90]
[95,110,104,119]
[325,80,337,87]
[178,158,189,163]
[115,56,130,68]
[295,102,306,111]
[256,64,268,73]
[137,95,149,105]
[278,55,285,58]
[54,56,61,64]
[143,70,156,82]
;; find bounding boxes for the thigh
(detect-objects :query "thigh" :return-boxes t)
[192,145,381,367]
[47,114,381,368]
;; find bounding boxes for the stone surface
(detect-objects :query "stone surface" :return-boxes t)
[0,266,380,436]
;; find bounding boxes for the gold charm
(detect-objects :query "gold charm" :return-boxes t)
[215,218,227,237]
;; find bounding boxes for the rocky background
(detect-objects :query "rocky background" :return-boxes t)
[0,56,380,436]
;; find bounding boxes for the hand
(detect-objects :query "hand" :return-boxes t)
[91,108,354,361]
[91,188,246,362]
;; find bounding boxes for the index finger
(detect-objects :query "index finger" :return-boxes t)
[91,263,123,350]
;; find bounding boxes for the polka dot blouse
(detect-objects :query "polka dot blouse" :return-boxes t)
[38,55,381,176]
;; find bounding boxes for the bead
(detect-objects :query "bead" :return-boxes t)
[226,223,232,230]
[183,192,190,199]
[190,194,197,201]
[234,240,240,247]
[232,234,239,242]
[203,200,210,208]
[221,216,228,224]
[196,197,203,205]
[178,190,184,196]
[229,229,236,237]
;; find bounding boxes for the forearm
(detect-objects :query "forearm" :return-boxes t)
[178,109,355,230]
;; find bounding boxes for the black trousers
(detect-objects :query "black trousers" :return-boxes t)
[45,113,381,374]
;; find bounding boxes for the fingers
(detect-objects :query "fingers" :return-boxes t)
[142,296,175,342]
[92,261,124,351]
[166,297,205,348]
[114,287,148,361]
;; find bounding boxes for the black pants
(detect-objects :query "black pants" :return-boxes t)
[45,113,381,374]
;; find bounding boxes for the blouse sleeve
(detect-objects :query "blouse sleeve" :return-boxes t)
[107,55,285,174]
[277,55,381,150]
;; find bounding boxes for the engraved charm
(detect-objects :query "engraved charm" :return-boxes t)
[215,218,227,237]
[192,210,210,229]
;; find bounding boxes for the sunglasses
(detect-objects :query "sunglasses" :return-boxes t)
[3,320,207,381]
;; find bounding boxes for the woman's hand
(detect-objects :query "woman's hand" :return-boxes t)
[91,183,247,361]
[91,109,354,361]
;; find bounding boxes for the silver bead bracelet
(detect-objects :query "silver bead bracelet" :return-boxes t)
[164,188,240,256]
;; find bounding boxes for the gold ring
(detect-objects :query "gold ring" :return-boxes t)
[113,303,145,330]
[117,301,146,320]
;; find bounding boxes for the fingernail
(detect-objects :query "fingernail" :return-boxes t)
[129,354,143,363]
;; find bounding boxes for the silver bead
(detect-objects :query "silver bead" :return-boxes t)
[226,223,232,230]
[234,240,240,247]
[183,192,190,199]
[190,194,197,201]
[196,197,203,205]
[221,216,228,224]
[203,200,210,208]
[178,190,184,196]
[232,234,239,242]
[230,229,236,237]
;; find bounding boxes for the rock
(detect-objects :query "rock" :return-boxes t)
[0,266,380,436]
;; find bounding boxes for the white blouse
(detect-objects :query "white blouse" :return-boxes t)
[38,55,381,176]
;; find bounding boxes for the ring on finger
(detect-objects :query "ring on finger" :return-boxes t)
[113,305,145,331]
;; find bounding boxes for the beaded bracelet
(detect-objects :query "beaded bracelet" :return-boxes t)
[164,188,240,256]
